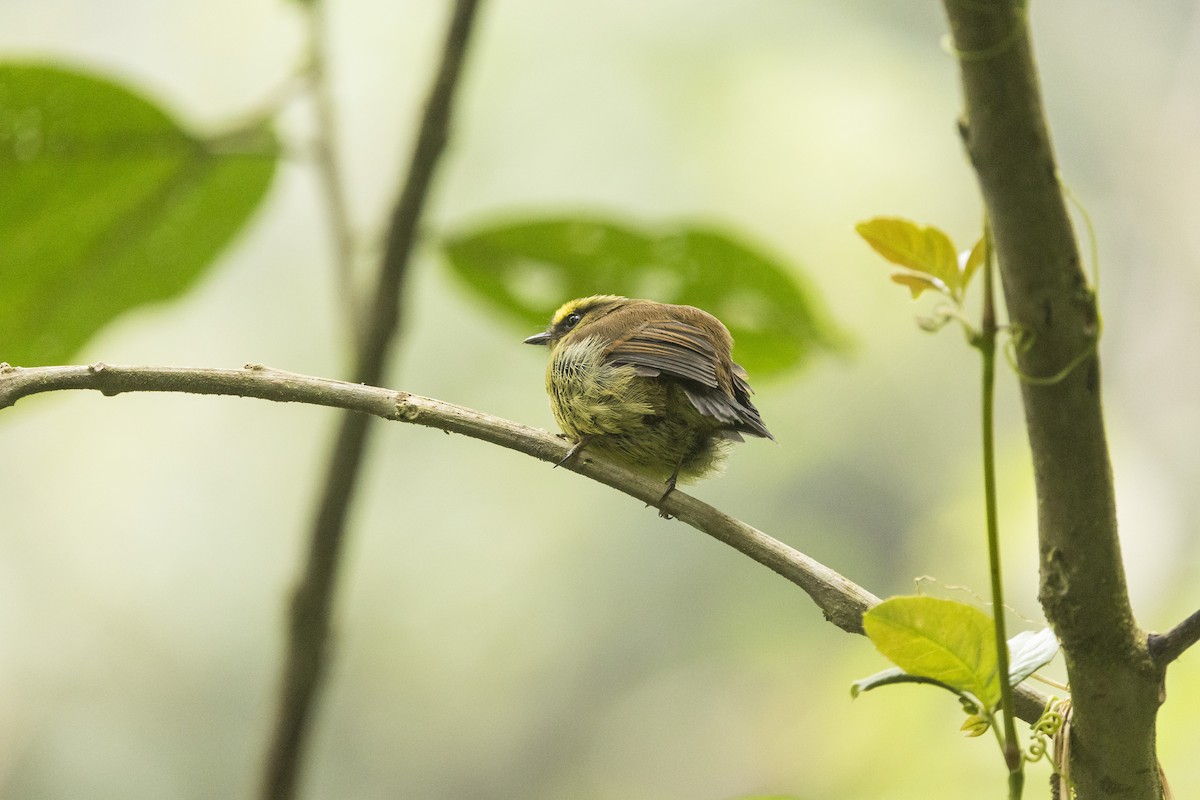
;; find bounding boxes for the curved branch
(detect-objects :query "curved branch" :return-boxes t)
[0,361,1053,722]
[0,361,873,631]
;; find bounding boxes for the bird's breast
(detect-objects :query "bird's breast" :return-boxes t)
[546,337,657,436]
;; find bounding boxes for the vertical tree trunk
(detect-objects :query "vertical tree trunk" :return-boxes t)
[939,3,1163,797]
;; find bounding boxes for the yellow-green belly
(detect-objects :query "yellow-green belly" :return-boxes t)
[546,337,731,483]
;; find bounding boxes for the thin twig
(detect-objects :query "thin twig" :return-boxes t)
[1149,608,1200,667]
[306,0,360,344]
[0,361,1052,724]
[260,1,483,798]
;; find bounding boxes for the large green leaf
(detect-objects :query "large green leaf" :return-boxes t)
[442,216,845,376]
[862,596,1002,710]
[851,627,1058,700]
[0,63,279,366]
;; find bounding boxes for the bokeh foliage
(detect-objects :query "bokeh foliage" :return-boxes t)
[0,63,279,366]
[444,216,845,377]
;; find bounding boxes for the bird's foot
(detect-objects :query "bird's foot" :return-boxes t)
[656,476,678,519]
[555,437,589,468]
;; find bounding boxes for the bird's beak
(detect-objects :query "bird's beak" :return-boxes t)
[523,331,552,345]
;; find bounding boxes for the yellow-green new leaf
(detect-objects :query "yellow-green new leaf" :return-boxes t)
[863,596,1002,710]
[890,268,950,299]
[856,217,960,297]
[960,713,992,738]
[960,237,986,294]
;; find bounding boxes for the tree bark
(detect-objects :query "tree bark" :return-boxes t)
[940,2,1162,797]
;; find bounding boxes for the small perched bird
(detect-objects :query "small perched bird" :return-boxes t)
[524,295,773,511]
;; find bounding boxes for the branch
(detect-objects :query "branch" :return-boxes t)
[0,362,872,628]
[0,361,1054,723]
[262,2,483,798]
[305,0,359,345]
[943,1,1129,647]
[1149,608,1200,667]
[942,2,1160,797]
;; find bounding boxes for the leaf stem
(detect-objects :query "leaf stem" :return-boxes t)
[978,226,1023,795]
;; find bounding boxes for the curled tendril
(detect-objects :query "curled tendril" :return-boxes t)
[1028,695,1074,800]
[1001,172,1104,388]
[916,308,956,334]
[1025,697,1068,764]
[917,301,979,343]
[1004,324,1099,387]
[1059,173,1101,295]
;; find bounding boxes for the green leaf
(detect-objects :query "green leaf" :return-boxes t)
[862,596,1001,709]
[441,216,845,376]
[856,217,960,298]
[852,628,1056,702]
[0,63,279,366]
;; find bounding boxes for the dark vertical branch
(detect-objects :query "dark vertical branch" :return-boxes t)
[940,2,1161,798]
[259,2,484,798]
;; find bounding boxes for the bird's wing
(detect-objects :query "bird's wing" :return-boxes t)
[606,320,774,439]
[605,320,721,387]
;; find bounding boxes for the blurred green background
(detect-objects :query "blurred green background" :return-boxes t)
[2,1,1199,798]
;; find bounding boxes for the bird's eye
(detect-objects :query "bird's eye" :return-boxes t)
[563,312,583,330]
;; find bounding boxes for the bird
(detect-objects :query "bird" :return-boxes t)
[524,295,773,513]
